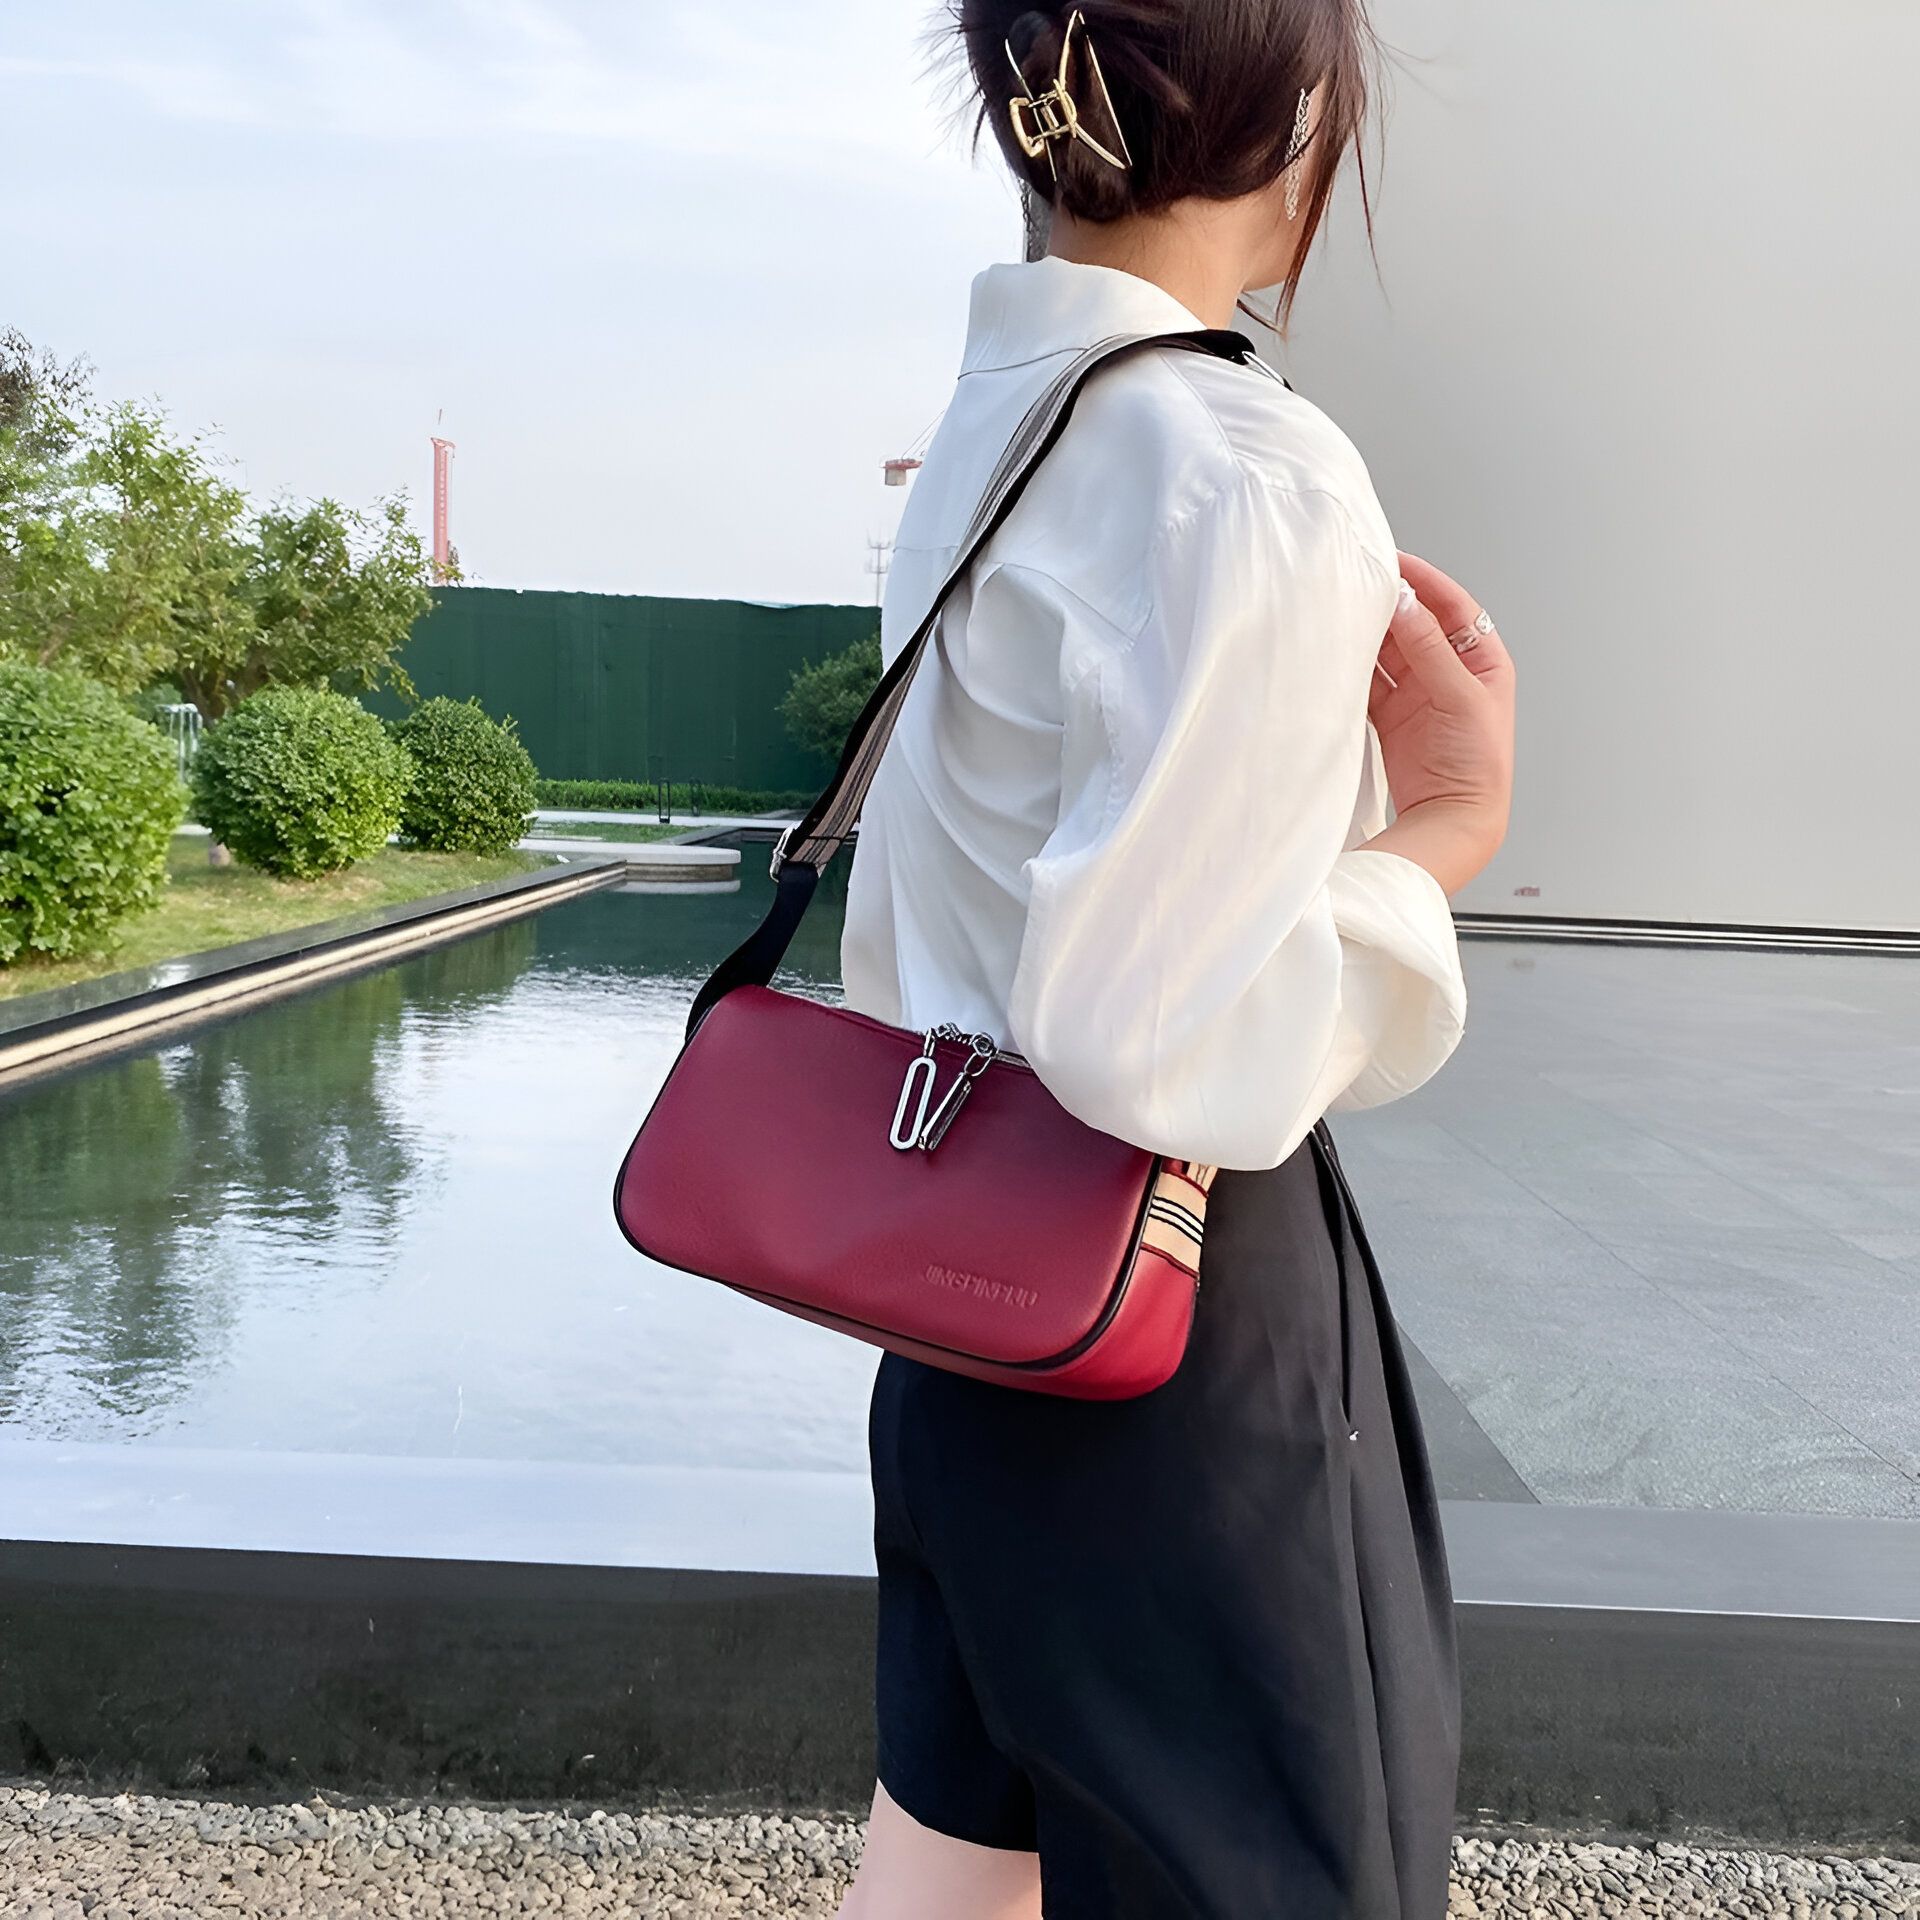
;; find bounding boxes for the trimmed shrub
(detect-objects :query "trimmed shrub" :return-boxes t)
[191,686,410,878]
[392,697,537,855]
[0,662,185,964]
[533,779,814,815]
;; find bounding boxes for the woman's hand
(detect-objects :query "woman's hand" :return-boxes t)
[1359,551,1516,895]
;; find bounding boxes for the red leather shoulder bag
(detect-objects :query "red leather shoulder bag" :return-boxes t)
[613,325,1259,1400]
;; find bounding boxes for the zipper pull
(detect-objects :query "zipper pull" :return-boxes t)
[918,1034,998,1152]
[890,1033,939,1151]
[917,1072,974,1152]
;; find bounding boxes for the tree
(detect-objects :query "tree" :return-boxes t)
[0,334,435,716]
[780,627,882,765]
[0,387,250,694]
[172,495,429,720]
[0,329,90,477]
[66,406,252,693]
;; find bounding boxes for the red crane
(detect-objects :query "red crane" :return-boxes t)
[883,410,941,488]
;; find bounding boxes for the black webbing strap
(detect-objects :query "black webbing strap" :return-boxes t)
[686,325,1257,1039]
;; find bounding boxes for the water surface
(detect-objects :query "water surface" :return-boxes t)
[0,860,879,1473]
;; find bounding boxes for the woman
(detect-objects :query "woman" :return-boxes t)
[836,3,1515,1915]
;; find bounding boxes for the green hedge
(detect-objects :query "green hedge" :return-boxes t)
[533,778,813,815]
[192,687,411,878]
[0,663,186,964]
[393,697,537,855]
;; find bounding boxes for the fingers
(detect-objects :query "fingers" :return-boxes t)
[1387,575,1482,706]
[1396,550,1481,636]
[1393,551,1514,688]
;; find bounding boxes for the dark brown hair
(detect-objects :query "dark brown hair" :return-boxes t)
[947,0,1379,325]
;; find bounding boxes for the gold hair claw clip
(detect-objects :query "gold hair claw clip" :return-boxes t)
[1005,7,1134,177]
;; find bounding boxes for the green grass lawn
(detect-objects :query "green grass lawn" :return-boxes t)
[526,820,704,844]
[0,838,547,1003]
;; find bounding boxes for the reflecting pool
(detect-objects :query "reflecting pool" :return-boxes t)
[0,857,880,1473]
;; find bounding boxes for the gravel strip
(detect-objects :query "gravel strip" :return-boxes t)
[1447,1834,1917,1917]
[1,1782,1914,1916]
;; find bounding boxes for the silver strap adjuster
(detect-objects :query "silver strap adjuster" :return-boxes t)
[768,824,799,879]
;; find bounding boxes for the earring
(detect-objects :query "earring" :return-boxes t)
[1283,86,1312,220]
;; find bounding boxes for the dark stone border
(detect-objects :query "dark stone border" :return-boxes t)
[0,1544,874,1813]
[2,1505,1914,1847]
[1456,1605,1917,1846]
[1451,910,1920,956]
[0,857,624,1084]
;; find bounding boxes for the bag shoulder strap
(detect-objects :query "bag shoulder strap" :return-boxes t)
[687,324,1260,1038]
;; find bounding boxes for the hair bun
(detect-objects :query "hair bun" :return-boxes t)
[1004,8,1064,80]
[956,0,1373,320]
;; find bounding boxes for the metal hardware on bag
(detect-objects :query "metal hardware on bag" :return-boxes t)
[623,330,1254,1405]
[890,1035,939,1151]
[918,1067,976,1151]
[918,1032,1001,1153]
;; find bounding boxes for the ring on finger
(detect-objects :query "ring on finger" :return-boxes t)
[1447,609,1496,653]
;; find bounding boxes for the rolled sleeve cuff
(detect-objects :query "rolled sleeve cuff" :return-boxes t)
[1324,847,1469,1111]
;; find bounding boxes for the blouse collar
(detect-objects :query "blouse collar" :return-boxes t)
[960,256,1213,373]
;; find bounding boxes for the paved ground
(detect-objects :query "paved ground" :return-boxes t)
[1,1785,1914,1918]
[1341,935,1920,1518]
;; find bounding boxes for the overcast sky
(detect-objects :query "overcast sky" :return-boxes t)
[2,0,1020,605]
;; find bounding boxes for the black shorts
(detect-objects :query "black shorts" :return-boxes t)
[867,1117,1459,1920]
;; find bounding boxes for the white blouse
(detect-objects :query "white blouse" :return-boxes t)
[839,256,1468,1172]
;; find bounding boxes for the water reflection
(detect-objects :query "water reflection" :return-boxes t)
[0,857,878,1470]
[0,918,533,1437]
[564,851,850,989]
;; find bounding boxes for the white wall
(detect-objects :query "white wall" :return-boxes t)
[1252,0,1920,932]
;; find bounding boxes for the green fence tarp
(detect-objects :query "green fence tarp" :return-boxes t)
[372,586,876,792]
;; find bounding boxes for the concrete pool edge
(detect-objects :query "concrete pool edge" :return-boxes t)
[0,857,627,1084]
[1,1498,1913,1848]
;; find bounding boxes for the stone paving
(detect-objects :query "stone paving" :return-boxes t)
[1340,936,1920,1520]
[1,1784,1914,1917]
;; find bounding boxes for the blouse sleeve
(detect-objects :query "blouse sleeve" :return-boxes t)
[1002,468,1467,1170]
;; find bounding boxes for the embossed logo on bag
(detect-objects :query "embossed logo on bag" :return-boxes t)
[924,1263,1038,1310]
